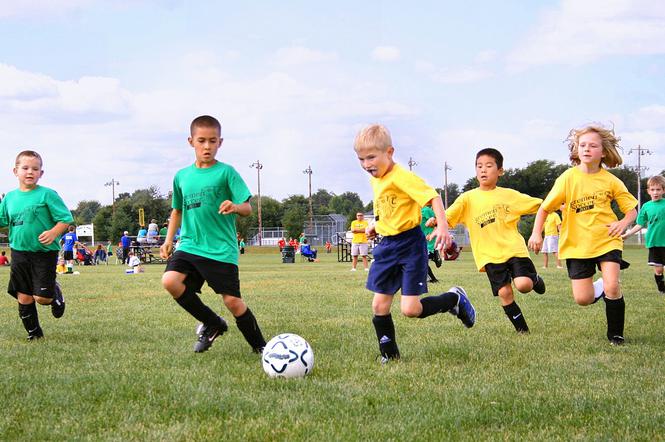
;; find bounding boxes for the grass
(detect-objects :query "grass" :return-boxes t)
[1,246,664,441]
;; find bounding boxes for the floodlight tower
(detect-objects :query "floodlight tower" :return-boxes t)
[303,165,314,230]
[250,160,263,246]
[443,161,452,208]
[627,145,652,210]
[408,157,417,171]
[105,178,120,216]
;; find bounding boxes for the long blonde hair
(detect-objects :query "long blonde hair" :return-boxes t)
[567,124,622,168]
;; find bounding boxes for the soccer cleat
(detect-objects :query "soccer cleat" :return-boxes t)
[193,316,228,353]
[51,281,65,318]
[449,286,476,328]
[533,275,546,294]
[609,335,625,346]
[350,268,357,272]
[379,351,401,365]
[27,327,44,341]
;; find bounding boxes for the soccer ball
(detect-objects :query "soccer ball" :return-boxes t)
[262,333,314,378]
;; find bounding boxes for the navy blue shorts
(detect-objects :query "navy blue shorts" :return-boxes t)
[366,227,429,296]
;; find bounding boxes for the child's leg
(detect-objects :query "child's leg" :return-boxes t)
[162,271,221,326]
[555,252,562,268]
[571,278,595,305]
[17,292,43,339]
[222,295,266,352]
[599,261,624,343]
[498,284,529,333]
[372,293,399,360]
[543,253,549,268]
[653,265,664,292]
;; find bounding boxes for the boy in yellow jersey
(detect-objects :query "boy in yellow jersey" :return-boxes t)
[529,124,637,345]
[446,148,545,334]
[541,208,563,268]
[350,212,369,271]
[354,124,476,363]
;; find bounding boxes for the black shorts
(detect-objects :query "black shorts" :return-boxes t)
[648,247,665,266]
[63,250,74,261]
[165,250,241,297]
[484,257,537,296]
[8,250,59,299]
[566,249,624,280]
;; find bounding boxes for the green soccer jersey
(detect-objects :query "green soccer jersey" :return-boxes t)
[0,186,74,252]
[172,161,251,265]
[636,199,665,248]
[420,205,436,253]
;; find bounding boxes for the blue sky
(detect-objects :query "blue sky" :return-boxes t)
[1,0,664,209]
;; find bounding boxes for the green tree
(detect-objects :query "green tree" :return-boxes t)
[312,189,334,215]
[282,205,307,239]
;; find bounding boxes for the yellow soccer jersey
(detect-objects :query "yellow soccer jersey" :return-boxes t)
[541,167,637,259]
[351,219,368,243]
[371,164,438,236]
[446,187,542,271]
[543,212,562,237]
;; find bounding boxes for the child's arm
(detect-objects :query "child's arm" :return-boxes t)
[160,209,182,259]
[621,222,643,240]
[608,208,637,238]
[219,200,251,216]
[528,207,549,254]
[428,196,451,251]
[38,222,69,246]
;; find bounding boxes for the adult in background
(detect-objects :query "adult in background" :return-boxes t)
[350,212,369,271]
[120,230,132,264]
[60,225,77,273]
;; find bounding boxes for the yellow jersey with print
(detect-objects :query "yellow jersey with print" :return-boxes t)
[371,164,438,237]
[446,187,542,271]
[543,212,562,237]
[541,167,637,260]
[351,220,368,243]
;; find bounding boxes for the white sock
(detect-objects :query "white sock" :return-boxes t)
[593,278,604,300]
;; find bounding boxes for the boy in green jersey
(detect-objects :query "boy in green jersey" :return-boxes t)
[0,150,73,340]
[160,115,266,353]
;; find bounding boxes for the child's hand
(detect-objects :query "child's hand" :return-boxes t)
[425,217,437,228]
[607,221,626,237]
[218,200,236,215]
[528,233,543,254]
[365,225,377,240]
[160,242,173,259]
[428,224,451,251]
[38,229,58,245]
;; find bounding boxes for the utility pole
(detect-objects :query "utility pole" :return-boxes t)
[104,178,119,216]
[249,160,263,246]
[408,157,417,171]
[443,162,452,208]
[627,145,652,211]
[303,165,314,230]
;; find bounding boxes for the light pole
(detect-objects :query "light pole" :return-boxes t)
[249,160,263,246]
[105,178,119,216]
[443,162,452,208]
[627,145,651,211]
[303,165,313,230]
[408,157,417,171]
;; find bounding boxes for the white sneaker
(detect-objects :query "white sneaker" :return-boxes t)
[364,268,369,272]
[350,268,357,272]
[593,278,604,301]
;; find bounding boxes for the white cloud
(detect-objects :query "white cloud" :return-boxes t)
[507,0,665,70]
[272,46,338,66]
[371,46,401,62]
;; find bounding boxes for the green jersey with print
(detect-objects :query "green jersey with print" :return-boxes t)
[172,161,251,264]
[636,199,665,248]
[0,186,73,252]
[420,205,436,253]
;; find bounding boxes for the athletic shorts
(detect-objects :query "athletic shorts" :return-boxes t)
[484,257,537,296]
[8,250,59,299]
[566,249,624,280]
[366,227,428,296]
[648,247,665,266]
[351,243,369,256]
[63,250,74,261]
[165,250,241,297]
[541,236,559,254]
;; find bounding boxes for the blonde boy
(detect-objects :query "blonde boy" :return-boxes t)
[354,124,475,363]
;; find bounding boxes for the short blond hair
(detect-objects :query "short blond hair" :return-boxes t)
[354,124,393,152]
[567,124,622,168]
[647,175,665,189]
[15,150,43,167]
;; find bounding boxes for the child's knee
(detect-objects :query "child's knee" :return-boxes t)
[223,296,246,315]
[573,291,594,306]
[513,277,532,293]
[400,305,421,318]
[161,272,182,296]
[34,296,51,305]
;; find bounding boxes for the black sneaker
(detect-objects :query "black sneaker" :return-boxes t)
[28,327,44,341]
[51,281,65,318]
[193,316,228,353]
[609,335,625,346]
[379,351,401,365]
[433,250,443,268]
[448,286,476,328]
[533,275,546,294]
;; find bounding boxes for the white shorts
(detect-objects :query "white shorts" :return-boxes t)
[542,235,559,254]
[351,243,369,256]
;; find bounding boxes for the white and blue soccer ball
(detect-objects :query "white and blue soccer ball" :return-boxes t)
[262,333,314,379]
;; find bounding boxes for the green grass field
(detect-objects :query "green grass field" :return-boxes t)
[1,247,664,441]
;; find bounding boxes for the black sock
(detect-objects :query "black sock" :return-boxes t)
[175,290,220,326]
[235,308,266,351]
[427,266,437,281]
[604,296,625,339]
[372,314,399,358]
[502,302,529,332]
[655,274,664,291]
[418,292,459,318]
[18,302,40,335]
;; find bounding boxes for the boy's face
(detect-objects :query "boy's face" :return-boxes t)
[475,154,502,190]
[189,125,222,167]
[648,184,664,201]
[577,132,604,166]
[14,155,43,190]
[355,145,395,178]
